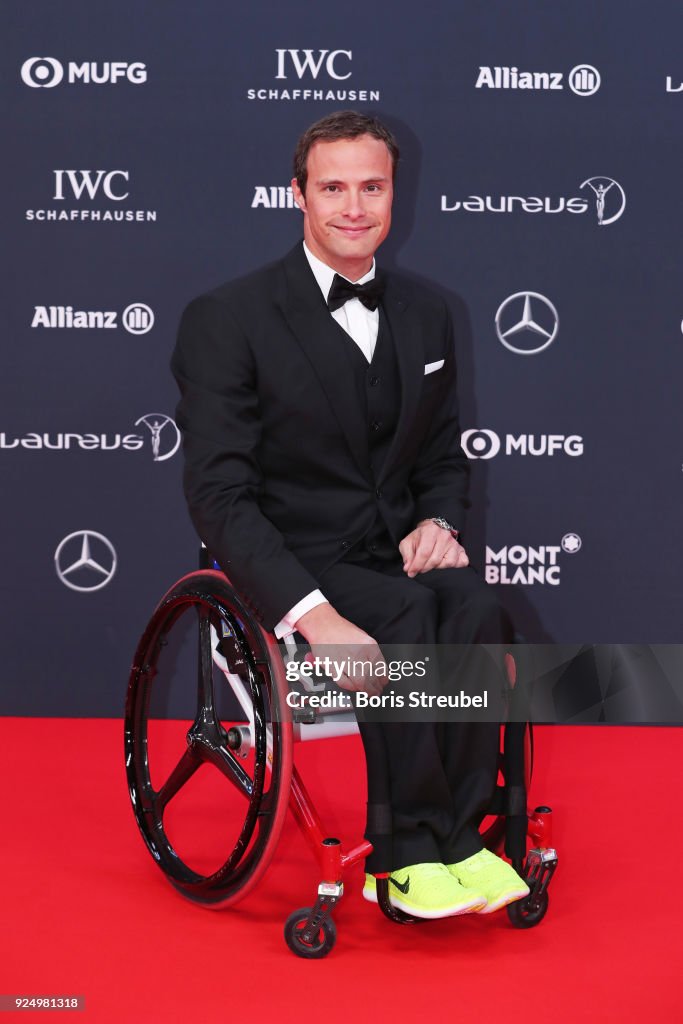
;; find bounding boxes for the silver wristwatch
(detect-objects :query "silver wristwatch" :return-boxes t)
[429,517,460,539]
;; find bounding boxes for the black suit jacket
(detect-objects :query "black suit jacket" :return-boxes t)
[172,243,470,630]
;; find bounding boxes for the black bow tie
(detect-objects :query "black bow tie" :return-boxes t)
[327,273,384,312]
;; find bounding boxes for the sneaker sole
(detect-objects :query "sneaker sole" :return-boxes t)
[476,887,530,915]
[362,885,487,918]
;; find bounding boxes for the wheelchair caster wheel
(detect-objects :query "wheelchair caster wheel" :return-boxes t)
[284,907,337,959]
[507,890,549,929]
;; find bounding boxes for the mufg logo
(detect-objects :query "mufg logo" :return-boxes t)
[21,57,147,87]
[462,429,584,458]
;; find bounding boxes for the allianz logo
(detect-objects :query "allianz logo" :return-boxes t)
[476,64,600,96]
[252,186,299,209]
[31,303,154,335]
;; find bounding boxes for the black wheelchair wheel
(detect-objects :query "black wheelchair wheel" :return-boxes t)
[124,570,293,907]
[284,908,337,959]
[507,890,549,929]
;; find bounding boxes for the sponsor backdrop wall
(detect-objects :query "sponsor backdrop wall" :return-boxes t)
[3,1,682,715]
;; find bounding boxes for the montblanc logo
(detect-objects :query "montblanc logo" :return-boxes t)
[21,57,147,87]
[0,414,179,460]
[666,76,682,93]
[31,303,154,334]
[26,170,157,223]
[486,534,582,586]
[247,48,380,102]
[441,176,626,226]
[252,186,299,209]
[462,429,583,459]
[476,64,600,96]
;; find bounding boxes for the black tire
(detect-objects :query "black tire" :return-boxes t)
[284,908,337,959]
[124,570,293,907]
[507,890,549,929]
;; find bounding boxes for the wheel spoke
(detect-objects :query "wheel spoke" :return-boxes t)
[196,607,216,720]
[156,748,201,812]
[208,744,254,798]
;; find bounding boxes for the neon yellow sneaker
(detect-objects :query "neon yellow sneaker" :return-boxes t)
[447,849,530,914]
[362,873,378,903]
[362,863,487,919]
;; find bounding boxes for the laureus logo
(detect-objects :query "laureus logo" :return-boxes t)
[579,177,626,226]
[134,414,181,462]
[441,176,626,226]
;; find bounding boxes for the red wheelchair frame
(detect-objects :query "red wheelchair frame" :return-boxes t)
[124,569,557,958]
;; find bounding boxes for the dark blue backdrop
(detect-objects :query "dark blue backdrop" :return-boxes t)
[3,0,682,715]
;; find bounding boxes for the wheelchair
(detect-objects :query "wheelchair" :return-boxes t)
[124,565,558,958]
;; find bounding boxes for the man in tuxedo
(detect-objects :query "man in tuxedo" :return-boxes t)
[172,110,528,919]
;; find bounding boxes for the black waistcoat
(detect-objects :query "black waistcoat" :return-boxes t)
[332,308,402,561]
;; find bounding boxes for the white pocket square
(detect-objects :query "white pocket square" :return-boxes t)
[424,359,444,375]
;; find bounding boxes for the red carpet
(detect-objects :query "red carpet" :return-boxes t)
[2,719,681,1023]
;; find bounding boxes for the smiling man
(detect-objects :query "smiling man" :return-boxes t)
[172,110,528,920]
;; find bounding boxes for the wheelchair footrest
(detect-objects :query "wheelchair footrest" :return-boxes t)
[524,846,558,909]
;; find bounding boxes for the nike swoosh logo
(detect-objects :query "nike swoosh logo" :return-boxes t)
[389,875,410,895]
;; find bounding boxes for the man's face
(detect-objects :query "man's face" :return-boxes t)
[291,134,393,280]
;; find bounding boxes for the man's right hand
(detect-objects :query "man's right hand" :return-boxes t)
[294,603,387,696]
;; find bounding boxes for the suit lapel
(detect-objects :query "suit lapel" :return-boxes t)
[279,245,372,481]
[377,276,425,484]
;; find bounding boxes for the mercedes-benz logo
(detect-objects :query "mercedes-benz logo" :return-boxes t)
[134,414,181,462]
[580,177,626,225]
[461,428,501,460]
[495,292,559,355]
[54,531,117,592]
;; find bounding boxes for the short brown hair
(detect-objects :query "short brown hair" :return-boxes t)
[293,110,400,195]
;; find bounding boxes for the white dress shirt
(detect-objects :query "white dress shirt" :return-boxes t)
[273,243,380,638]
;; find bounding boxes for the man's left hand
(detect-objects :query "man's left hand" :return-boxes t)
[399,520,469,578]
